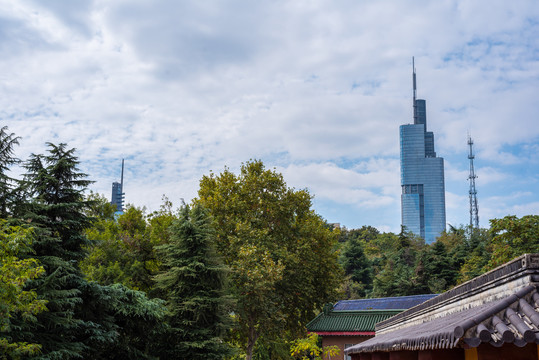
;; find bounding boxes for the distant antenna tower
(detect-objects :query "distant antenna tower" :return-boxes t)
[468,136,479,228]
[111,159,125,213]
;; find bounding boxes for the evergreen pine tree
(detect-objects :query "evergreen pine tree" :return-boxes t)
[154,204,232,359]
[13,143,112,358]
[0,126,21,217]
[339,237,372,297]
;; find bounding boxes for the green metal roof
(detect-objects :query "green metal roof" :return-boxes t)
[306,310,402,332]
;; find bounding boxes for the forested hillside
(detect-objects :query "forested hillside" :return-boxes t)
[1,126,538,359]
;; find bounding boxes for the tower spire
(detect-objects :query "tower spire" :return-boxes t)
[413,57,417,124]
[121,158,124,188]
[468,135,479,228]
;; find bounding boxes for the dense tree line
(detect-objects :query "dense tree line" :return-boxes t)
[338,216,539,299]
[0,127,342,359]
[1,125,537,359]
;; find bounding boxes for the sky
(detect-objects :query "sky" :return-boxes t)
[1,0,538,233]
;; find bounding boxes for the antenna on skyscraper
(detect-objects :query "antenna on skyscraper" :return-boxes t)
[412,57,417,124]
[120,158,124,189]
[468,135,479,228]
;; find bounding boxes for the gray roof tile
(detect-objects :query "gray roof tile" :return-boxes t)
[346,285,539,354]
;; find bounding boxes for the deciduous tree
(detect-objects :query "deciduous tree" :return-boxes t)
[488,215,539,269]
[197,160,341,360]
[0,222,47,358]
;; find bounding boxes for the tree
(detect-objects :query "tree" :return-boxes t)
[81,197,174,296]
[339,226,379,244]
[290,333,339,360]
[0,126,21,217]
[371,228,426,297]
[12,143,115,358]
[197,160,341,360]
[488,215,539,269]
[436,225,469,277]
[0,222,47,358]
[79,282,167,360]
[339,234,372,298]
[457,227,491,283]
[415,241,458,293]
[153,204,232,359]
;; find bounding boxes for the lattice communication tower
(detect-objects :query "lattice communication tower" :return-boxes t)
[468,136,479,228]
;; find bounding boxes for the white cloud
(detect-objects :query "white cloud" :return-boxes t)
[1,0,538,230]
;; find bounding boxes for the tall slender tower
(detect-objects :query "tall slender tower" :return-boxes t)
[111,159,125,213]
[400,59,446,243]
[468,136,479,228]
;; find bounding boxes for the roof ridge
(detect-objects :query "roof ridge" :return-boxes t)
[376,254,539,331]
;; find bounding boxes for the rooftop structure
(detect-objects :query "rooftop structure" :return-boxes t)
[400,59,446,243]
[346,254,539,359]
[307,295,436,359]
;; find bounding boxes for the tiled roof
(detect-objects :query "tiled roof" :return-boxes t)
[334,294,437,311]
[307,294,436,333]
[307,310,401,333]
[345,254,539,355]
[346,285,539,353]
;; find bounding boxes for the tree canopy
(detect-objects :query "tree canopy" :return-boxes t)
[0,126,537,359]
[0,222,47,358]
[154,204,232,359]
[197,160,342,360]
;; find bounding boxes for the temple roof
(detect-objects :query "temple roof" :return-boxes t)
[346,254,539,354]
[307,295,436,334]
[346,285,539,353]
[307,310,401,333]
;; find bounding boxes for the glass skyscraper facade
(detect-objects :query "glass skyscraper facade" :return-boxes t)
[400,67,446,243]
[111,181,124,212]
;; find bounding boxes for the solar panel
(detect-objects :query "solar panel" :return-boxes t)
[333,294,437,311]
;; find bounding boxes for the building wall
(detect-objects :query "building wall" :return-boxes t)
[322,335,371,360]
[349,343,539,360]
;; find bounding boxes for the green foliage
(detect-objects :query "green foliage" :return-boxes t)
[3,128,539,359]
[197,160,341,360]
[251,338,292,360]
[10,143,99,358]
[415,241,458,293]
[84,191,117,220]
[458,228,491,283]
[339,227,373,298]
[371,228,426,297]
[290,333,339,360]
[79,282,167,359]
[81,200,174,295]
[339,226,379,244]
[437,225,470,277]
[488,215,539,269]
[154,204,232,359]
[0,126,21,217]
[0,222,47,358]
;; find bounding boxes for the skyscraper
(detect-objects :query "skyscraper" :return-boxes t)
[400,60,446,243]
[111,159,125,213]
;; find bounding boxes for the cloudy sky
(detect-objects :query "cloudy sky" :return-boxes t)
[2,0,538,232]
